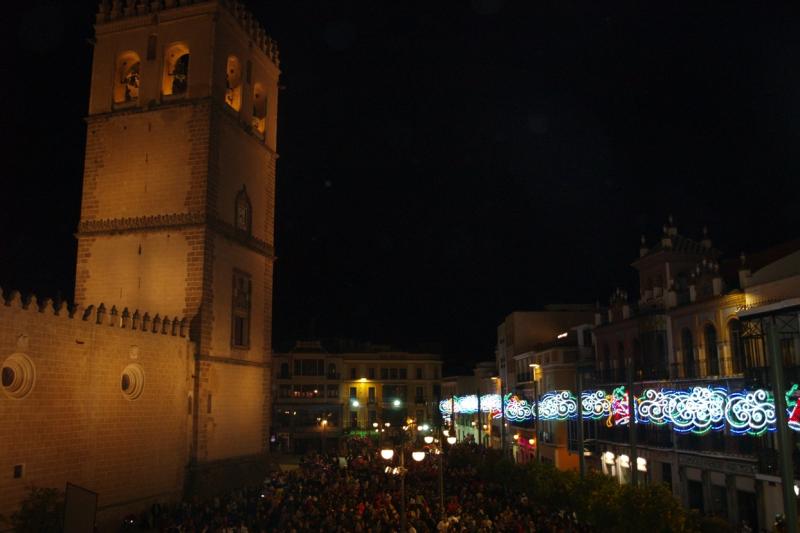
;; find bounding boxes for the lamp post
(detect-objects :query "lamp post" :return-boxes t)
[529,363,541,463]
[492,376,506,456]
[320,418,328,454]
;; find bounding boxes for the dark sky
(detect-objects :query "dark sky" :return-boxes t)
[1,1,798,370]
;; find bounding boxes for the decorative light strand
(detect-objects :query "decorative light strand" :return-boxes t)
[438,384,799,437]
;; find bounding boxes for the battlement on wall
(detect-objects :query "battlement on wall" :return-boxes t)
[0,287,189,338]
[95,0,280,66]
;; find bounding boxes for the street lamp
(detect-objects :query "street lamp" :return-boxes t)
[492,376,506,455]
[320,418,328,454]
[380,448,395,460]
[412,451,426,462]
[424,435,434,444]
[447,436,457,445]
[529,363,541,463]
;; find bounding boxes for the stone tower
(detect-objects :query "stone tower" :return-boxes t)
[77,0,279,477]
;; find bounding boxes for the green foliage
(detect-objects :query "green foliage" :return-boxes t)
[0,486,64,533]
[450,446,700,532]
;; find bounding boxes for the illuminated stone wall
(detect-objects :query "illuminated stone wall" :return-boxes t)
[75,0,280,474]
[0,291,193,525]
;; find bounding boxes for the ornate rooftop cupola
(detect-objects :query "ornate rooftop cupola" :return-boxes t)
[701,226,712,250]
[661,224,673,249]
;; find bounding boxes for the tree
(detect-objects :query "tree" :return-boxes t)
[0,486,64,533]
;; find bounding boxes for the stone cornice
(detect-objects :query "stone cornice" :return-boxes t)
[85,97,278,160]
[77,213,274,258]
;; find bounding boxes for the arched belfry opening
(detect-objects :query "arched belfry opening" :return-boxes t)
[225,55,243,111]
[252,82,267,137]
[114,51,141,104]
[162,43,190,96]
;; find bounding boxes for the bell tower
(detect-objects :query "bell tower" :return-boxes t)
[77,0,279,475]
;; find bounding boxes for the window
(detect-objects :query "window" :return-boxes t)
[252,82,267,137]
[368,367,375,379]
[279,385,291,398]
[416,367,423,380]
[368,387,376,403]
[399,368,407,379]
[390,368,398,379]
[704,324,719,375]
[1,354,36,399]
[349,387,356,399]
[162,42,190,96]
[369,410,377,426]
[120,364,145,400]
[294,360,302,375]
[235,186,252,233]
[729,319,744,373]
[225,55,242,111]
[279,362,289,379]
[682,329,695,378]
[380,368,389,379]
[350,411,358,428]
[416,410,424,423]
[328,363,337,377]
[327,385,339,398]
[415,386,424,402]
[231,271,251,347]
[114,51,140,104]
[350,367,356,379]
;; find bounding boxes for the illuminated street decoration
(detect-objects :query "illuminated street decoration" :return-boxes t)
[636,388,672,426]
[480,394,503,419]
[787,384,800,432]
[538,390,578,420]
[607,386,630,427]
[668,386,727,434]
[437,384,800,436]
[581,390,611,420]
[504,393,534,422]
[726,389,776,436]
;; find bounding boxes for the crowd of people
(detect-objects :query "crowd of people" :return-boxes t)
[126,437,589,532]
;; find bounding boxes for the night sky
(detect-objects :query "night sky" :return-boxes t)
[1,1,798,370]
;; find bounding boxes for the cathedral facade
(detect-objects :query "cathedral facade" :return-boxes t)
[0,0,279,524]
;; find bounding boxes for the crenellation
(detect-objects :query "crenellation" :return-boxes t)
[83,304,97,323]
[23,294,37,310]
[95,0,279,66]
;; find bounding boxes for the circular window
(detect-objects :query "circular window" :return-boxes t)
[120,364,145,400]
[1,354,36,399]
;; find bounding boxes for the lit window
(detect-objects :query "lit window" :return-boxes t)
[163,43,190,96]
[225,55,242,111]
[251,82,267,137]
[114,51,141,104]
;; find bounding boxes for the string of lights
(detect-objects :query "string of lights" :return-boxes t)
[439,384,798,436]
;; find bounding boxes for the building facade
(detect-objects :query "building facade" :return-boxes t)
[590,222,800,531]
[1,0,280,524]
[272,341,443,453]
